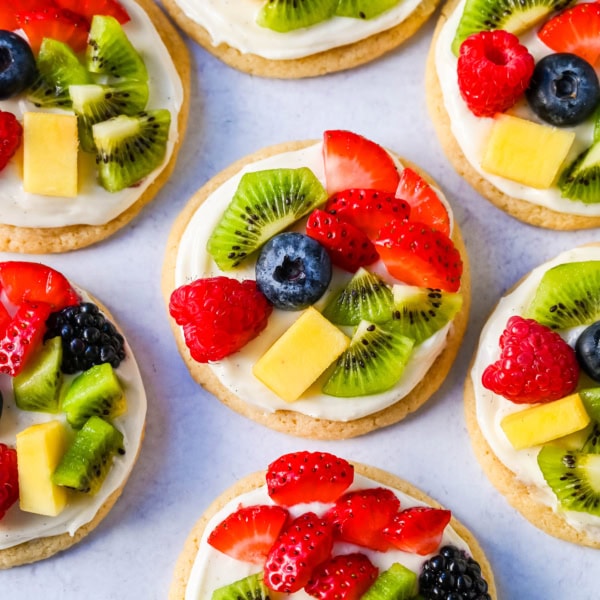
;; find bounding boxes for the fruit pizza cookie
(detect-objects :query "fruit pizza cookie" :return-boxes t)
[0,0,189,252]
[163,130,470,439]
[161,0,440,78]
[426,0,600,229]
[169,450,496,600]
[0,260,146,567]
[467,244,600,547]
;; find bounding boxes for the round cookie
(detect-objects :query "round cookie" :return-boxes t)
[0,0,190,253]
[161,0,440,78]
[425,0,600,230]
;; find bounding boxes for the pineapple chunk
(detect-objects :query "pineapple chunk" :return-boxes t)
[23,112,78,197]
[481,114,575,189]
[16,420,69,516]
[253,307,350,402]
[501,393,591,450]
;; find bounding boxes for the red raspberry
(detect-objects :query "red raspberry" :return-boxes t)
[169,276,272,362]
[0,111,23,172]
[482,315,579,404]
[0,444,18,520]
[457,30,535,117]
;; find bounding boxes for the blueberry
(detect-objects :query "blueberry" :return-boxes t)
[576,321,600,382]
[255,232,331,310]
[526,53,600,126]
[0,30,37,100]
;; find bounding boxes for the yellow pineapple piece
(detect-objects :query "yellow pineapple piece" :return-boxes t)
[481,114,575,189]
[501,393,591,450]
[16,420,69,516]
[253,307,350,402]
[23,112,78,197]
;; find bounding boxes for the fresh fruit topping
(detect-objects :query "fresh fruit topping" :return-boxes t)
[306,209,379,272]
[375,220,463,292]
[207,168,327,270]
[207,504,289,564]
[0,443,18,520]
[481,315,579,404]
[326,487,400,551]
[266,450,354,506]
[256,0,337,32]
[263,511,334,593]
[212,573,271,600]
[324,188,411,240]
[457,30,535,117]
[336,0,401,19]
[576,321,600,382]
[304,553,379,600]
[0,109,23,172]
[54,0,130,24]
[0,0,50,30]
[396,167,450,236]
[559,137,600,202]
[419,545,491,600]
[538,2,600,66]
[0,31,37,100]
[322,130,400,195]
[169,276,271,364]
[362,562,418,600]
[45,301,126,374]
[255,232,332,310]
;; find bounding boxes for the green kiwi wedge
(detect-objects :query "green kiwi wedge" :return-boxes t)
[322,267,394,326]
[13,337,63,413]
[256,0,338,32]
[524,261,600,330]
[212,573,270,600]
[207,168,327,270]
[93,109,171,193]
[558,140,600,204]
[322,320,414,397]
[391,285,463,345]
[362,562,418,600]
[336,0,401,19]
[53,416,125,495]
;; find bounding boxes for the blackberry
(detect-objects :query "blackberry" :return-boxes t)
[45,302,126,374]
[419,545,491,600]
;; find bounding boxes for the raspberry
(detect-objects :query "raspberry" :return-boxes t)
[0,443,18,520]
[457,30,535,117]
[0,110,23,172]
[482,315,579,404]
[169,276,272,362]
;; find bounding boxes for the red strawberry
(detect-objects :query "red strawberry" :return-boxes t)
[0,444,18,521]
[322,130,400,196]
[264,511,334,593]
[53,0,129,23]
[169,276,272,363]
[375,220,463,292]
[304,553,378,600]
[207,504,289,564]
[0,0,55,31]
[482,315,579,404]
[383,506,451,555]
[266,451,354,506]
[396,167,450,236]
[0,111,23,173]
[326,487,400,551]
[538,3,600,66]
[457,30,535,117]
[306,209,379,272]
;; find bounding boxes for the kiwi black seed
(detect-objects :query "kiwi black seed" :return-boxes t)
[558,141,600,204]
[335,0,401,20]
[207,167,328,270]
[256,0,338,32]
[212,572,271,600]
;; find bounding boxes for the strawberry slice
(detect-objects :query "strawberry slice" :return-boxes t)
[538,2,600,66]
[266,450,354,506]
[323,130,400,196]
[306,209,379,273]
[53,0,130,24]
[383,506,451,555]
[207,504,289,564]
[375,220,463,292]
[396,167,451,236]
[325,188,411,240]
[0,0,55,30]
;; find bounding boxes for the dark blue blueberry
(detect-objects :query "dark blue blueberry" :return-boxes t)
[526,53,600,126]
[0,30,37,100]
[576,321,600,382]
[255,232,332,310]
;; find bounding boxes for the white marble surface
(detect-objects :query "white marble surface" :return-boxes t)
[2,5,600,599]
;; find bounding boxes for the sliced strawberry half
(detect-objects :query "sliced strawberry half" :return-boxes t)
[53,0,130,24]
[0,0,55,30]
[322,130,400,196]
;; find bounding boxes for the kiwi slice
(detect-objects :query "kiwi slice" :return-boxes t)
[13,337,63,413]
[322,268,394,326]
[450,0,575,56]
[70,81,149,152]
[558,140,600,204]
[207,168,327,270]
[336,0,401,19]
[391,285,463,345]
[256,0,338,32]
[525,261,600,330]
[362,562,418,600]
[86,15,148,82]
[53,416,125,494]
[322,320,414,397]
[212,572,270,600]
[93,109,171,193]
